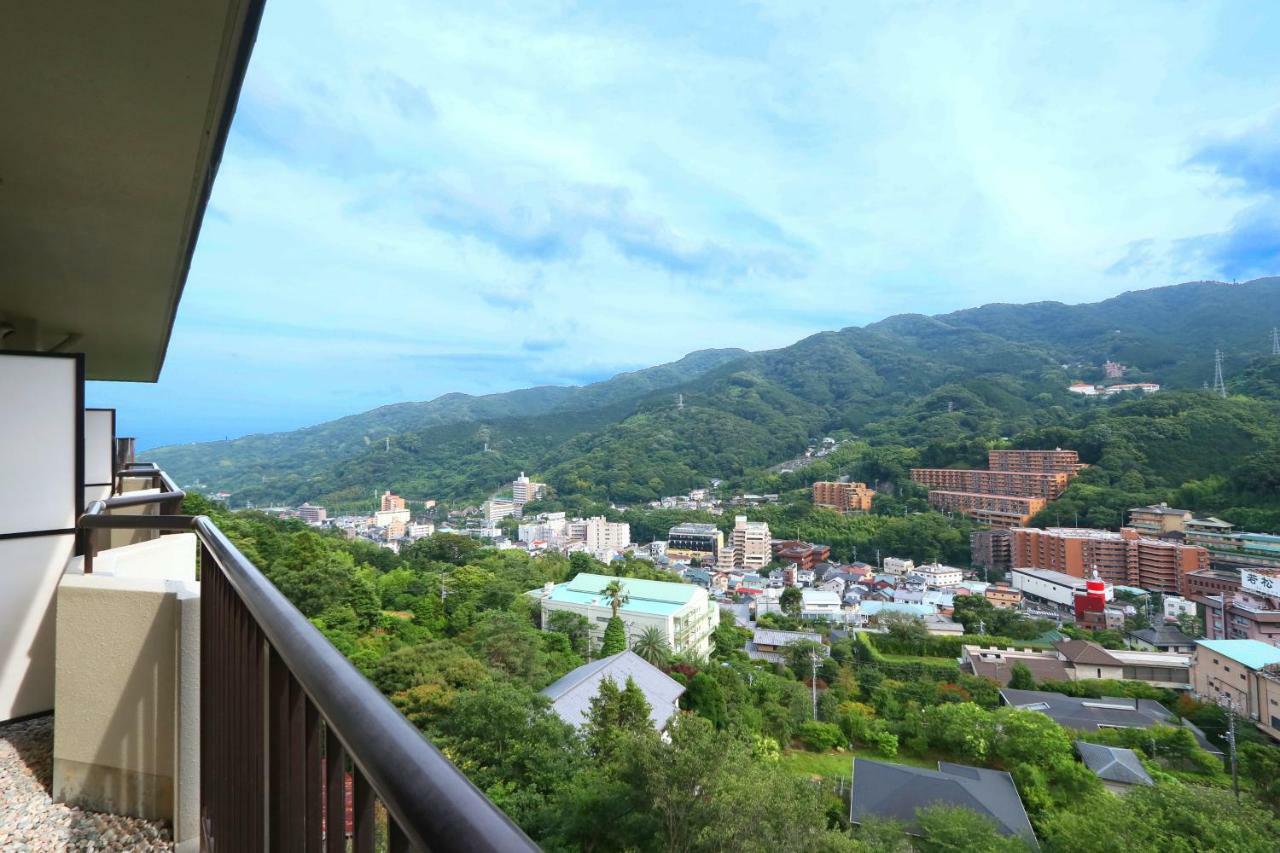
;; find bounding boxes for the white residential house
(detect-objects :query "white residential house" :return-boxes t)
[883,557,915,575]
[800,588,844,620]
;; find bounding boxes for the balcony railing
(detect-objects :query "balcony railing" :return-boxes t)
[79,465,538,853]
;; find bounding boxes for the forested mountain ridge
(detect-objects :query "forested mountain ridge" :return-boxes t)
[145,347,746,495]
[150,278,1280,511]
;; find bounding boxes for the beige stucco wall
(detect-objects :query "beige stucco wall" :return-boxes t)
[54,533,199,841]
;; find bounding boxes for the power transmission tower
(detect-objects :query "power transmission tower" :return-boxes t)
[676,393,684,411]
[1212,349,1227,398]
[1272,327,1280,356]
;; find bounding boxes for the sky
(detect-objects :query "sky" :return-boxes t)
[88,0,1280,449]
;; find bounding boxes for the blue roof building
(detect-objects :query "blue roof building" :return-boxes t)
[532,573,719,657]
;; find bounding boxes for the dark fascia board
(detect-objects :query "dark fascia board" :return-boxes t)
[149,0,268,382]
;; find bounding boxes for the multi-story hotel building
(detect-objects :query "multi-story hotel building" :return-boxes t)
[1009,527,1208,594]
[911,468,1070,499]
[987,448,1081,474]
[927,491,1047,527]
[667,523,724,563]
[511,472,545,505]
[730,515,771,571]
[298,503,327,524]
[812,481,876,513]
[380,490,407,512]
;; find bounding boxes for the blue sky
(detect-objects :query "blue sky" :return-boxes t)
[89,0,1280,449]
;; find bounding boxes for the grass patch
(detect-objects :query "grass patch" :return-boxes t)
[781,748,936,780]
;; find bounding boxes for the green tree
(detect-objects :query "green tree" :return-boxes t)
[602,578,630,618]
[1007,662,1036,691]
[601,616,627,655]
[914,805,1030,852]
[780,586,803,617]
[585,675,654,757]
[632,625,672,666]
[686,672,727,728]
[546,610,592,658]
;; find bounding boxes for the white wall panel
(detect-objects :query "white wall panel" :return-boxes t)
[0,352,82,720]
[84,408,115,489]
[0,354,78,533]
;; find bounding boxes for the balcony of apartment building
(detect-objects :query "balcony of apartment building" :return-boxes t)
[2,5,534,851]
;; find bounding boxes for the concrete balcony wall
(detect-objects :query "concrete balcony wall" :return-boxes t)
[53,533,200,846]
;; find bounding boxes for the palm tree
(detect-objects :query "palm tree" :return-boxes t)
[631,626,670,666]
[602,578,629,619]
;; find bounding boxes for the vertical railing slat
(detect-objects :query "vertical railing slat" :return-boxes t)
[389,819,411,853]
[305,702,323,852]
[353,770,376,853]
[287,675,307,852]
[269,649,289,852]
[325,729,347,853]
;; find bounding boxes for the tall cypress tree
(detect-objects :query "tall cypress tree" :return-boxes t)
[601,616,627,655]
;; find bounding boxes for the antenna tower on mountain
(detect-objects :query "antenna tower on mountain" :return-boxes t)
[1212,349,1227,398]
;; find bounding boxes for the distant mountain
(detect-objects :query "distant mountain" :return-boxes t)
[150,278,1280,509]
[147,347,746,494]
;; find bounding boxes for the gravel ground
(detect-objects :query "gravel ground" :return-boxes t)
[0,716,173,852]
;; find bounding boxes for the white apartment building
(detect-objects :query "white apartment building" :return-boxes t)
[484,499,519,523]
[407,522,435,540]
[374,508,411,528]
[914,562,965,587]
[532,573,720,658]
[582,516,630,554]
[731,515,771,572]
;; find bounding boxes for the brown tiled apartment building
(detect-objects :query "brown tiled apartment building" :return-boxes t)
[912,449,1081,528]
[812,481,875,513]
[911,468,1071,499]
[1009,527,1208,594]
[988,448,1081,474]
[928,491,1047,527]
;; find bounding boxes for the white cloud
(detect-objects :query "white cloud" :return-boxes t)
[93,0,1280,446]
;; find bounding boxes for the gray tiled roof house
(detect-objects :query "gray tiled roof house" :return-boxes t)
[540,650,684,731]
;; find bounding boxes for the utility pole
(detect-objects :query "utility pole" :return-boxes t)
[1221,692,1240,801]
[848,752,856,827]
[811,650,819,721]
[1212,349,1227,398]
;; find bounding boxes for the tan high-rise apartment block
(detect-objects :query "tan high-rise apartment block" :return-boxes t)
[812,481,876,513]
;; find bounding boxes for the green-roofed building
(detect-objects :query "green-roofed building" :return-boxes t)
[531,572,720,657]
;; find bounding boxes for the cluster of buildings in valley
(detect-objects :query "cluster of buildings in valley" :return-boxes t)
[1066,359,1161,397]
[912,448,1084,527]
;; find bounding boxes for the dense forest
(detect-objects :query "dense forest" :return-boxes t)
[152,279,1280,534]
[189,493,1280,851]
